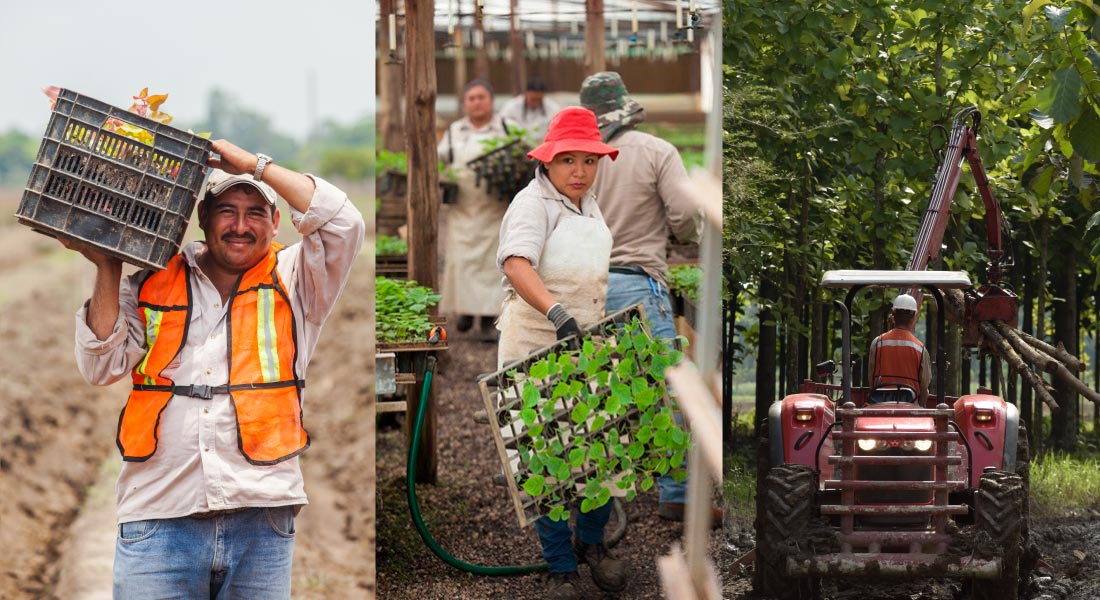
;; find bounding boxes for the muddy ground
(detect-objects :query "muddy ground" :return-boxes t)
[0,185,376,599]
[375,332,724,599]
[719,484,1100,599]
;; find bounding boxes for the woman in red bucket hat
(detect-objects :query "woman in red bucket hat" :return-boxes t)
[493,106,627,598]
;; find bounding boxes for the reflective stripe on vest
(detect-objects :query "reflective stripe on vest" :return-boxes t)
[118,244,309,465]
[872,328,924,389]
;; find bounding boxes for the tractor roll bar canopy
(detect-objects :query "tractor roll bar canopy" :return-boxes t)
[821,270,972,289]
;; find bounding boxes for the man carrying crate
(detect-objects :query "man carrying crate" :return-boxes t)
[63,139,365,598]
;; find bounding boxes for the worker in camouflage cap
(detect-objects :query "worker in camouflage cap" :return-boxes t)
[579,71,646,143]
[579,71,715,528]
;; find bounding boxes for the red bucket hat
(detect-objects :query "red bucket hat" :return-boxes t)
[527,107,619,163]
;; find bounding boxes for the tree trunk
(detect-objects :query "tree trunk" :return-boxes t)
[778,324,787,399]
[1051,248,1078,451]
[508,0,526,95]
[1021,248,1034,435]
[755,277,779,435]
[380,0,405,151]
[1035,217,1050,452]
[584,0,606,75]
[811,292,826,375]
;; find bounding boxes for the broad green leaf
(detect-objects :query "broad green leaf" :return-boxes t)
[523,475,545,496]
[571,402,590,424]
[569,448,586,467]
[654,412,672,430]
[671,428,687,446]
[588,442,606,461]
[1043,4,1072,27]
[555,462,571,481]
[522,381,540,408]
[1086,211,1100,233]
[581,497,595,513]
[605,396,621,415]
[529,360,550,379]
[520,408,537,426]
[640,477,654,491]
[1037,68,1083,124]
[1069,105,1100,162]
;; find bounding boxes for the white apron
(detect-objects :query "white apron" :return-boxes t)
[440,123,509,316]
[497,213,612,368]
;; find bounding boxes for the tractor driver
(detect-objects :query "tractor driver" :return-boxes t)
[867,293,932,403]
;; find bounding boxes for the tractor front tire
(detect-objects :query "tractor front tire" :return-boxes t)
[754,463,817,600]
[971,471,1025,600]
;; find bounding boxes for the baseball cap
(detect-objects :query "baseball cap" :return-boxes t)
[205,169,277,205]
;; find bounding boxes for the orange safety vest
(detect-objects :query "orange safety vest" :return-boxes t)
[870,328,925,393]
[117,244,309,465]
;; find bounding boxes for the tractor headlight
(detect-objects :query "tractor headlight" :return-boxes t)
[794,408,814,423]
[913,439,933,452]
[975,408,994,423]
[858,439,877,452]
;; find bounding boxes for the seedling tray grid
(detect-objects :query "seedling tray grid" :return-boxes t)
[478,304,678,528]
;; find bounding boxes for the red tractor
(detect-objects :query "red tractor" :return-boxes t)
[754,270,1030,600]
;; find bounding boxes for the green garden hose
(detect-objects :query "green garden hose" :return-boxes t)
[405,355,547,575]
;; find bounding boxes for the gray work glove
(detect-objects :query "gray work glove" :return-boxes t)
[546,303,582,341]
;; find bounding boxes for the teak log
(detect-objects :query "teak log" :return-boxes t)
[980,321,1059,411]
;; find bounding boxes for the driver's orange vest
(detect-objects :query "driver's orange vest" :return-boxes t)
[117,244,309,465]
[871,328,925,392]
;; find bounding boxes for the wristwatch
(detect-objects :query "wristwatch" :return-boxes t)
[254,153,273,182]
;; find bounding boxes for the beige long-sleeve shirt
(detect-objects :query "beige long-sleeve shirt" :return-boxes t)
[74,176,365,523]
[592,129,702,286]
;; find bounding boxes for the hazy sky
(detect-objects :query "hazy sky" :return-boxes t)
[0,0,376,141]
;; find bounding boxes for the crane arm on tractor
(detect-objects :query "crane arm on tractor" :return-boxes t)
[907,107,1017,345]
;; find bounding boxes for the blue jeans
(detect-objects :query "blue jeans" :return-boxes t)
[535,502,613,573]
[113,507,295,599]
[605,270,685,504]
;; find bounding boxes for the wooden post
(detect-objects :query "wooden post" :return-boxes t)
[508,0,526,95]
[380,0,405,151]
[453,25,467,119]
[474,3,490,80]
[405,0,440,484]
[584,0,606,75]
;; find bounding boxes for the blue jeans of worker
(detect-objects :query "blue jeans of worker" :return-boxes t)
[113,506,295,599]
[605,270,686,504]
[535,502,613,573]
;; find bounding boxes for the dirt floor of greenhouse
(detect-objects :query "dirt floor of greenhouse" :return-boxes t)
[375,332,724,599]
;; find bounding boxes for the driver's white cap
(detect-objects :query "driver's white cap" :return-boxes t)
[893,293,918,312]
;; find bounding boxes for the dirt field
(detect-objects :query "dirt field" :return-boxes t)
[0,184,376,599]
[375,332,724,599]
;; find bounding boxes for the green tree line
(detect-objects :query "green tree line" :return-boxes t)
[724,1,1100,453]
[0,89,374,186]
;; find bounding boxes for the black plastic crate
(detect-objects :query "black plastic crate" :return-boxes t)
[16,89,212,270]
